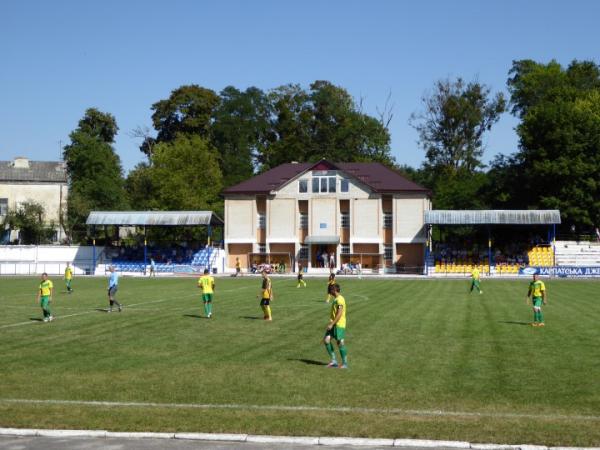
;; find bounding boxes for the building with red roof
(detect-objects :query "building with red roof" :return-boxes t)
[222,160,431,273]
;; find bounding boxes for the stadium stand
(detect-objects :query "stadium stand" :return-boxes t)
[111,246,219,273]
[555,241,600,266]
[527,245,555,267]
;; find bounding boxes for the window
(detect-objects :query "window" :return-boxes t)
[299,244,308,259]
[320,177,328,193]
[328,177,336,193]
[312,178,320,193]
[257,213,266,229]
[384,245,393,260]
[341,212,350,228]
[258,244,266,253]
[299,179,308,193]
[311,176,338,194]
[383,212,393,229]
[299,213,308,229]
[0,198,7,216]
[341,244,350,254]
[340,179,349,192]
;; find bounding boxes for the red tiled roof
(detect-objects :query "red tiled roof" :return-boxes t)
[222,160,428,195]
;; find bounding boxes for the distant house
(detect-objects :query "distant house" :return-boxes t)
[222,159,431,273]
[0,157,68,243]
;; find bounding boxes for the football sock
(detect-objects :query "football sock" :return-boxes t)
[208,302,212,315]
[325,342,336,361]
[538,310,544,323]
[204,302,209,316]
[339,345,348,365]
[265,305,272,320]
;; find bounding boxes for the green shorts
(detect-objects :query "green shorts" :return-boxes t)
[325,325,346,341]
[471,279,480,288]
[40,295,50,309]
[202,293,213,302]
[532,297,543,308]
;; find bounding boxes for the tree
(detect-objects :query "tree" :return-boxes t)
[150,134,223,211]
[212,86,272,186]
[63,109,128,242]
[3,201,56,244]
[76,107,119,143]
[506,60,600,229]
[125,162,156,210]
[150,85,220,143]
[260,81,395,170]
[411,78,506,173]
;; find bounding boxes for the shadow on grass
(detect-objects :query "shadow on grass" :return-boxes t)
[95,308,110,313]
[288,358,328,366]
[240,316,262,320]
[29,318,44,322]
[183,314,205,319]
[499,320,531,326]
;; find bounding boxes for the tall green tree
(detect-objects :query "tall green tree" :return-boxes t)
[64,108,128,242]
[212,86,272,186]
[506,60,600,229]
[411,78,506,173]
[150,85,220,143]
[260,81,395,170]
[150,134,223,211]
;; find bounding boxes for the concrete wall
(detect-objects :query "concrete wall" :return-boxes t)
[267,199,296,241]
[310,198,337,236]
[0,182,67,241]
[352,199,380,240]
[225,198,256,242]
[394,195,429,243]
[0,245,101,275]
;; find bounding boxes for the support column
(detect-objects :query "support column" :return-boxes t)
[552,224,557,268]
[488,227,492,276]
[424,225,431,276]
[143,226,147,275]
[92,238,96,276]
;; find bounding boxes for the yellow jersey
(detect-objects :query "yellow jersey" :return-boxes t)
[39,280,53,297]
[471,268,480,280]
[65,267,73,280]
[198,275,215,294]
[330,294,346,328]
[529,280,546,298]
[262,277,272,299]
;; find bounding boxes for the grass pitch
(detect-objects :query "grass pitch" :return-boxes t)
[0,275,599,446]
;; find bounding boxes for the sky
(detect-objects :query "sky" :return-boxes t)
[1,0,599,173]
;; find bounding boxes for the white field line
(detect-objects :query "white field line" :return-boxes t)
[0,398,598,422]
[0,284,256,330]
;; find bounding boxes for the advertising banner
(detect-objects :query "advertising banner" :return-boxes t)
[519,266,600,277]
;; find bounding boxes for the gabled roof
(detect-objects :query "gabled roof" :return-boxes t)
[425,210,561,225]
[222,160,428,195]
[0,159,67,183]
[86,211,224,226]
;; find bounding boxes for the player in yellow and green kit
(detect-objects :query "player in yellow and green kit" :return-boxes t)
[37,272,54,322]
[297,263,306,288]
[197,268,215,318]
[325,272,336,303]
[470,267,483,294]
[323,283,348,369]
[64,262,73,294]
[258,270,273,320]
[526,273,547,327]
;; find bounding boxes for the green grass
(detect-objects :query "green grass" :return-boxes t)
[0,275,599,446]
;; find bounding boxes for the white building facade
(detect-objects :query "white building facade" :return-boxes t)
[223,160,431,273]
[0,157,68,243]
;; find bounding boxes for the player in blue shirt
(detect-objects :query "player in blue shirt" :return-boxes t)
[107,266,122,313]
